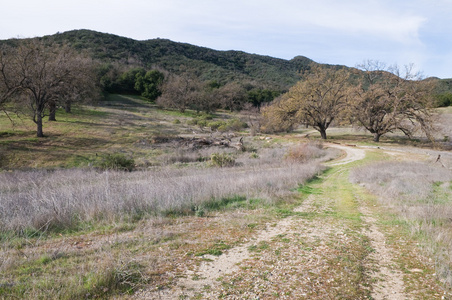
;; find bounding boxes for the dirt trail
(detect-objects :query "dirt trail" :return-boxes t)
[330,144,408,299]
[147,214,299,299]
[137,144,443,299]
[325,143,366,166]
[360,206,406,300]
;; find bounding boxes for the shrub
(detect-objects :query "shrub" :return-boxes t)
[285,141,324,162]
[98,153,135,171]
[187,119,198,126]
[435,93,452,107]
[210,153,236,167]
[250,152,259,159]
[188,113,214,126]
[207,121,224,131]
[225,119,248,131]
[198,113,214,120]
[208,119,248,132]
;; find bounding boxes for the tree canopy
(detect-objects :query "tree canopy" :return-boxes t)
[262,65,351,139]
[0,39,97,137]
[350,61,436,142]
[135,69,164,101]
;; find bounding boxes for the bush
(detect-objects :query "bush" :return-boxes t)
[225,119,248,131]
[210,153,236,167]
[285,142,324,162]
[435,93,452,107]
[208,119,248,132]
[98,153,135,171]
[207,121,224,131]
[188,113,214,126]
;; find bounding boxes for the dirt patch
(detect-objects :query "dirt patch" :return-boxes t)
[360,206,407,300]
[135,194,346,299]
[325,143,366,166]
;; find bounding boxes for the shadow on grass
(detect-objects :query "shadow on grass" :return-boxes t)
[101,94,151,109]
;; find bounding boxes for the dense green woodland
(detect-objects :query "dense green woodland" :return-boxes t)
[45,29,313,89]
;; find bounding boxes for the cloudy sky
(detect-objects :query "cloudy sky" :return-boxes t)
[1,0,452,78]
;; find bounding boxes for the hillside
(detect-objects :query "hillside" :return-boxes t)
[3,29,452,98]
[37,29,314,89]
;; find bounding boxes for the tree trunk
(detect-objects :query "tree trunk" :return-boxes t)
[36,114,44,137]
[373,133,381,142]
[48,100,56,121]
[64,101,72,113]
[320,129,327,140]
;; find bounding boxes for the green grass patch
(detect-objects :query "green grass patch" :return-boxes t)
[201,195,247,211]
[298,185,322,195]
[248,241,270,253]
[0,252,147,299]
[195,241,231,256]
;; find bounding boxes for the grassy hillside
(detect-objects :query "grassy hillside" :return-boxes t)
[0,94,221,169]
[1,93,451,170]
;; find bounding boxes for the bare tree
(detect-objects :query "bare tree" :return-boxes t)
[0,43,24,112]
[351,60,436,142]
[217,81,247,111]
[1,39,97,136]
[157,73,202,113]
[242,103,261,136]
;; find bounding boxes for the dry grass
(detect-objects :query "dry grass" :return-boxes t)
[350,160,452,286]
[0,149,326,234]
[0,138,331,299]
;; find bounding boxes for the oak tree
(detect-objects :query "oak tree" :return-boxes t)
[1,39,96,136]
[351,61,436,142]
[134,69,164,101]
[262,65,351,139]
[0,44,23,112]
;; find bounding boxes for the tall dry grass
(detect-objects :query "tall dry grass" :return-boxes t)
[350,161,452,285]
[0,142,329,234]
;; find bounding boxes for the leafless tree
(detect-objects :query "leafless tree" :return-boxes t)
[351,60,436,142]
[0,43,24,113]
[0,39,97,137]
[217,81,247,111]
[242,103,261,136]
[157,73,203,113]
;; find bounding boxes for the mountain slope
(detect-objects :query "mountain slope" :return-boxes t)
[42,29,316,89]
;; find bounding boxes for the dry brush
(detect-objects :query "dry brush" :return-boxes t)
[0,142,329,234]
